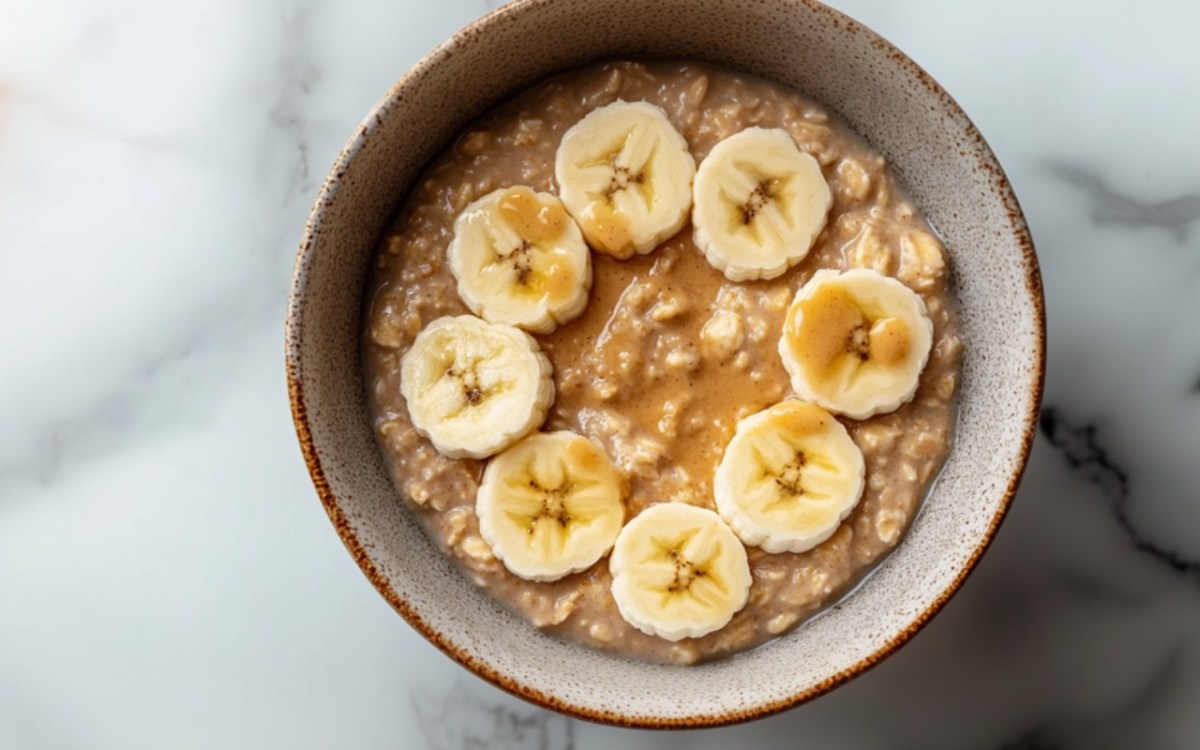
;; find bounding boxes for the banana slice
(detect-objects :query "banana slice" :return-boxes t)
[476,431,625,582]
[714,400,865,554]
[609,503,751,641]
[400,316,554,459]
[448,186,592,334]
[555,100,696,259]
[692,127,832,281]
[778,268,933,419]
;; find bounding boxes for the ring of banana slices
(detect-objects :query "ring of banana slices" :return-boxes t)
[399,100,942,644]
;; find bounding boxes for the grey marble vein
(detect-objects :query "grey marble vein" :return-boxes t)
[1039,407,1200,584]
[1,84,195,157]
[1049,163,1200,241]
[0,0,324,504]
[412,682,574,750]
[267,0,320,198]
[1038,407,1128,497]
[0,331,207,495]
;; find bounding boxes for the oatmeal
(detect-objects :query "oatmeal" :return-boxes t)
[364,61,961,664]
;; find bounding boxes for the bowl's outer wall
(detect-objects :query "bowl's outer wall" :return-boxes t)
[287,0,1044,728]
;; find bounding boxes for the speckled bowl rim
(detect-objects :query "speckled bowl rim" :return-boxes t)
[286,0,1045,729]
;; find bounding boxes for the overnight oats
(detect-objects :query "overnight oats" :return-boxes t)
[363,61,961,664]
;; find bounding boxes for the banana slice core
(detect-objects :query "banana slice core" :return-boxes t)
[715,400,865,554]
[609,503,751,641]
[448,186,592,334]
[477,431,625,582]
[555,100,696,258]
[693,127,832,281]
[399,316,554,459]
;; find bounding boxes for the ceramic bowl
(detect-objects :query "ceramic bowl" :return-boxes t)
[286,0,1045,728]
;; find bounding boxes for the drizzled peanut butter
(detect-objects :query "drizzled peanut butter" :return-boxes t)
[498,186,569,243]
[787,284,913,387]
[581,201,633,257]
[495,187,578,302]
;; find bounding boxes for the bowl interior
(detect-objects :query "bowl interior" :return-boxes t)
[287,0,1043,727]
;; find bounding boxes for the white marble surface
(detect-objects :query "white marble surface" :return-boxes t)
[3,0,1199,746]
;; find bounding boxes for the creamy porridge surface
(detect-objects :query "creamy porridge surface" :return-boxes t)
[364,61,961,664]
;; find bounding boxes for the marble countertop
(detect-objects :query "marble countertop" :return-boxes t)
[3,0,1199,747]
